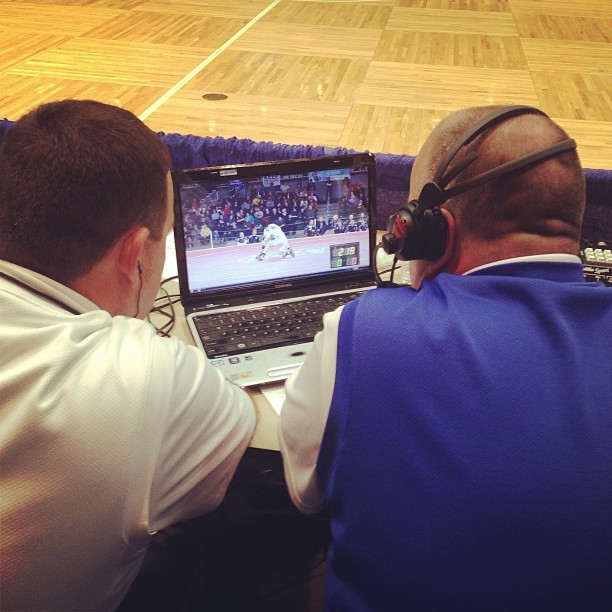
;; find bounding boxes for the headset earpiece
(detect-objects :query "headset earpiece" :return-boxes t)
[421,206,448,261]
[381,201,448,261]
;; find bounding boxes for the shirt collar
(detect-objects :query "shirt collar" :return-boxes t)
[464,253,582,276]
[0,260,99,314]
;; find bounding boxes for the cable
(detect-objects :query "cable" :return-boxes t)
[373,244,402,288]
[147,276,181,337]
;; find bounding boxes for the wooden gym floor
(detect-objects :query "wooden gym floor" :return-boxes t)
[1,0,611,171]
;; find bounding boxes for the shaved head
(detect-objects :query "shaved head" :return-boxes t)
[410,106,585,243]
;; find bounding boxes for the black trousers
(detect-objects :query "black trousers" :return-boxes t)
[118,449,331,612]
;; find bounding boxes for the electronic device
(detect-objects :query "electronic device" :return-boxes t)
[172,153,377,387]
[580,238,612,286]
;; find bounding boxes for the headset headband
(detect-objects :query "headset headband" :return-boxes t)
[420,105,577,209]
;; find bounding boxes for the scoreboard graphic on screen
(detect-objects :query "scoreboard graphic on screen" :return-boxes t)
[330,242,360,269]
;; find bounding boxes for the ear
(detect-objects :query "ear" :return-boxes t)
[116,227,150,288]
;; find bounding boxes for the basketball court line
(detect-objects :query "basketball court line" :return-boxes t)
[138,0,283,122]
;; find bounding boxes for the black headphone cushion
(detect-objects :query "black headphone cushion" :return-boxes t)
[421,207,448,261]
[384,204,448,261]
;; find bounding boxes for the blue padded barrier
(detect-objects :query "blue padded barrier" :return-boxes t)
[1,119,610,232]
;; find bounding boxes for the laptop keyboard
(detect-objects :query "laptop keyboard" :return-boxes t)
[193,292,363,357]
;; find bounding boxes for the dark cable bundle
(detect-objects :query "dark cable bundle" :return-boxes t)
[148,276,181,337]
[373,244,403,288]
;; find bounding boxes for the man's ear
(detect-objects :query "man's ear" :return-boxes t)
[116,227,150,288]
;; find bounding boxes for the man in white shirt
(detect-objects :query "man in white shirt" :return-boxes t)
[0,100,256,610]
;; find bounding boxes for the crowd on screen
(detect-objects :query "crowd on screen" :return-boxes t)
[181,176,369,249]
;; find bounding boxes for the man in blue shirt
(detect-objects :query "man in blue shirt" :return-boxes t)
[279,105,612,610]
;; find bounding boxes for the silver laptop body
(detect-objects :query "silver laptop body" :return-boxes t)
[172,153,377,387]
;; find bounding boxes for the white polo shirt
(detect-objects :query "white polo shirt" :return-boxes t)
[0,260,256,611]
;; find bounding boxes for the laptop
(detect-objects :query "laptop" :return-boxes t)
[172,152,377,387]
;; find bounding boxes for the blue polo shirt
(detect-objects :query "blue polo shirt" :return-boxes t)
[318,262,612,611]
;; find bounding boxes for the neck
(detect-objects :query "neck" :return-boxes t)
[69,263,139,317]
[446,233,580,275]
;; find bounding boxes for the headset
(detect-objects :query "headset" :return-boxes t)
[380,105,578,262]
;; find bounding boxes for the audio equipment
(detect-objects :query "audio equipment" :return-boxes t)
[381,105,578,261]
[580,238,612,287]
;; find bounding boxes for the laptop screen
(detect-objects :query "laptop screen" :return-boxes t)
[172,153,377,304]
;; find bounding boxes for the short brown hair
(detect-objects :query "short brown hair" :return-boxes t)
[0,100,171,283]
